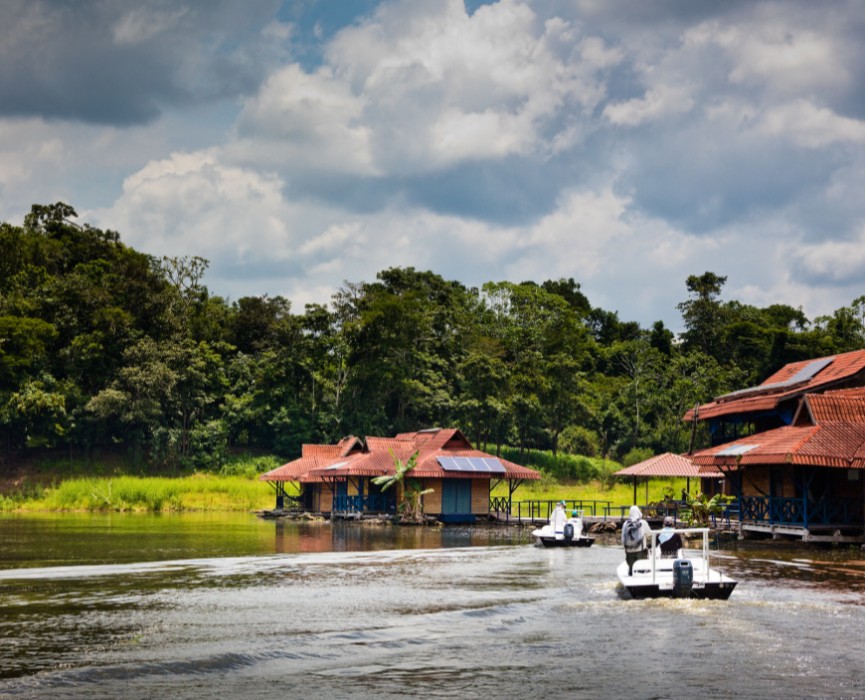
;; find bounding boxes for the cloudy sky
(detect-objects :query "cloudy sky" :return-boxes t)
[2,0,865,331]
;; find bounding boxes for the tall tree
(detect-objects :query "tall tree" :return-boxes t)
[677,271,728,360]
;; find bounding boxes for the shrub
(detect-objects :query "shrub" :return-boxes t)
[499,446,621,483]
[621,447,654,468]
[559,425,600,457]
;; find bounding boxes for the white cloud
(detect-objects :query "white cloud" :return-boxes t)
[790,225,865,284]
[7,0,865,332]
[233,63,376,176]
[112,6,189,44]
[603,84,695,126]
[89,150,293,264]
[685,19,848,95]
[312,0,611,170]
[525,188,630,264]
[755,99,865,148]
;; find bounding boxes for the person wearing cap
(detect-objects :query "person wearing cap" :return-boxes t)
[621,505,652,575]
[657,516,683,558]
[566,509,582,538]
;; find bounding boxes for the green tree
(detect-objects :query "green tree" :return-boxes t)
[371,450,433,522]
[677,271,728,360]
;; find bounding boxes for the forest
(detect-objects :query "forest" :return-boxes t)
[2,202,864,474]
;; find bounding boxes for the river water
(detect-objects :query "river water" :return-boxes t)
[1,513,864,699]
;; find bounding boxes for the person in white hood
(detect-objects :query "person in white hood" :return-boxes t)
[621,505,652,575]
[549,501,568,534]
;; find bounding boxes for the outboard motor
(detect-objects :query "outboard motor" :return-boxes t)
[673,559,694,597]
[563,522,574,542]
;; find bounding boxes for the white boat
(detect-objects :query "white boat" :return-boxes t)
[616,527,737,600]
[532,511,595,548]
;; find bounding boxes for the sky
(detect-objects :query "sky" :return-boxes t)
[2,0,865,332]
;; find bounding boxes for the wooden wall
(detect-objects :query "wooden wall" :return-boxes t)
[422,479,442,514]
[471,479,490,514]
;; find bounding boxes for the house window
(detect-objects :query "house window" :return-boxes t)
[848,469,860,482]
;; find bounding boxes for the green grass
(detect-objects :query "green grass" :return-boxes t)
[0,447,688,513]
[495,447,691,507]
[499,446,620,482]
[2,474,273,512]
[492,476,691,508]
[0,452,282,513]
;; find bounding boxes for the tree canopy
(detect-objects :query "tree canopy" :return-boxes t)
[1,203,858,471]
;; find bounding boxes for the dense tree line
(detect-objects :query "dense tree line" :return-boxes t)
[2,204,863,472]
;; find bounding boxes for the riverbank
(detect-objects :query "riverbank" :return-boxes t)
[0,452,281,512]
[0,451,687,513]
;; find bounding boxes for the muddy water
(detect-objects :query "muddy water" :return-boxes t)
[1,514,864,699]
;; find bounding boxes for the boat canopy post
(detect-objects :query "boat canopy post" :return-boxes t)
[650,531,657,585]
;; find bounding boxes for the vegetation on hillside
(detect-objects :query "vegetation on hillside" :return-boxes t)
[2,203,864,477]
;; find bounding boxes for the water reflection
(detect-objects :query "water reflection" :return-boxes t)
[1,515,865,699]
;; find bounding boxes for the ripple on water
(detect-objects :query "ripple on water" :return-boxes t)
[2,530,865,699]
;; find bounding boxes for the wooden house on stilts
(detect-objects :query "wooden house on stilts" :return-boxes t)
[260,428,540,523]
[687,349,865,542]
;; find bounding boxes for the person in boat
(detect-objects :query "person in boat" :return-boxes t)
[549,501,568,534]
[566,509,582,538]
[622,505,651,575]
[656,516,683,558]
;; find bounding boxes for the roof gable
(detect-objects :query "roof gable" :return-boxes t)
[266,428,541,483]
[687,349,865,423]
[692,389,865,470]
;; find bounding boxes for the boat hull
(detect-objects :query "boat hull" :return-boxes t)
[616,556,737,600]
[620,580,737,600]
[536,536,595,548]
[531,522,594,548]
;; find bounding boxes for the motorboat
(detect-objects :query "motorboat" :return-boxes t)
[616,527,737,600]
[532,511,595,547]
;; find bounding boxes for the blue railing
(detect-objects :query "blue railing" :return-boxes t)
[740,496,862,527]
[332,494,395,513]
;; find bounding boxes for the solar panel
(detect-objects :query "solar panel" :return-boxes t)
[716,444,759,456]
[785,356,834,384]
[437,456,506,474]
[717,356,835,401]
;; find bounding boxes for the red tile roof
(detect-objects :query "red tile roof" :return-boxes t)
[260,428,541,483]
[261,436,365,482]
[685,349,865,422]
[691,388,865,471]
[614,452,706,477]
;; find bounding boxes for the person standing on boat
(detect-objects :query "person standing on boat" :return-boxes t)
[622,505,651,575]
[657,516,684,558]
[550,501,568,534]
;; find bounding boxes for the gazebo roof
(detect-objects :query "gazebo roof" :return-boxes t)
[614,452,714,478]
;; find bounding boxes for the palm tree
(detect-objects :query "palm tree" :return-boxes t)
[372,450,434,522]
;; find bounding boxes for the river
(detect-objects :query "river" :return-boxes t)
[1,513,864,699]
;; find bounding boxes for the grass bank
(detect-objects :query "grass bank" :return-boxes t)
[0,474,272,513]
[493,448,689,507]
[0,448,688,513]
[0,453,280,513]
[492,476,689,508]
